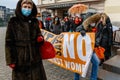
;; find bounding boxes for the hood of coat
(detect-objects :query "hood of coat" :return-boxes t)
[15,0,37,21]
[82,13,108,30]
[83,13,101,30]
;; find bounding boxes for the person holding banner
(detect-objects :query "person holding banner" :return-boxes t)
[5,0,47,80]
[74,23,100,80]
[74,53,100,80]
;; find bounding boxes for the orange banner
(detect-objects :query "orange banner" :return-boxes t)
[41,29,95,77]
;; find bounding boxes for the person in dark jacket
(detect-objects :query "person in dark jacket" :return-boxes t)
[49,16,62,34]
[74,14,101,80]
[45,17,51,31]
[5,0,47,80]
[96,15,113,60]
[74,24,100,80]
[71,16,83,32]
[63,16,71,32]
[36,13,45,29]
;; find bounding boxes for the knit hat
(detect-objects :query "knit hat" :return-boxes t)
[21,0,33,6]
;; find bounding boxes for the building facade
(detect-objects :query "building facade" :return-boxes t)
[0,6,6,20]
[104,0,120,26]
[37,0,105,21]
[6,8,15,22]
[0,5,15,26]
[0,10,4,20]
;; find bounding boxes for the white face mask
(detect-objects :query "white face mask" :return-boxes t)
[55,17,58,21]
[37,17,41,20]
[90,23,96,27]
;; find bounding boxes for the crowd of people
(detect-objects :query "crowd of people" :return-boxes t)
[39,12,113,61]
[5,0,114,80]
[38,12,113,80]
[40,15,84,33]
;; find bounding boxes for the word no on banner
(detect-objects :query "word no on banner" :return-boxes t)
[41,29,95,77]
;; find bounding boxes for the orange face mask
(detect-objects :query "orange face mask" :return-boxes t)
[75,18,80,24]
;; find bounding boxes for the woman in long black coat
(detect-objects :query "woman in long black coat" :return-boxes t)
[96,16,113,60]
[5,0,47,80]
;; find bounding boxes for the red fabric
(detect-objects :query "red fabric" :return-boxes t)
[37,36,43,42]
[9,64,15,69]
[92,27,97,32]
[75,20,80,24]
[64,17,68,21]
[46,17,51,21]
[74,17,82,25]
[94,46,105,59]
[39,21,42,29]
[40,41,56,59]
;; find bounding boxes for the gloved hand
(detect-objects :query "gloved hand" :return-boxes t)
[80,30,86,36]
[37,36,44,42]
[9,64,15,69]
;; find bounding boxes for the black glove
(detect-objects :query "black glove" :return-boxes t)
[76,25,83,32]
[80,30,86,36]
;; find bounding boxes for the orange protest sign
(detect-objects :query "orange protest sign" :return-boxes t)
[41,29,95,77]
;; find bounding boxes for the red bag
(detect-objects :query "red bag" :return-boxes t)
[40,41,56,59]
[94,46,105,59]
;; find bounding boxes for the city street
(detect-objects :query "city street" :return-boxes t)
[0,0,120,80]
[0,27,89,80]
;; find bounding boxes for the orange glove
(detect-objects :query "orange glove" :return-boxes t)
[37,36,44,42]
[9,64,15,69]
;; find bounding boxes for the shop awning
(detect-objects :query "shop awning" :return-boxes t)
[38,0,105,9]
[46,3,74,9]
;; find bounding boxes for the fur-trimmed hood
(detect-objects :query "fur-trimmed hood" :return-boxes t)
[15,0,37,21]
[83,13,108,30]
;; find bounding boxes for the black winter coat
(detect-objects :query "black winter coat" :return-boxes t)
[96,18,113,58]
[63,21,71,32]
[5,17,47,80]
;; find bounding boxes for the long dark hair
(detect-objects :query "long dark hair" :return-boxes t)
[15,0,37,20]
[53,16,60,25]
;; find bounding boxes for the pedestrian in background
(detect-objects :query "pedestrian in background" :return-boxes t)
[45,17,51,31]
[36,13,45,29]
[63,16,71,32]
[49,16,62,34]
[5,0,47,80]
[71,16,83,32]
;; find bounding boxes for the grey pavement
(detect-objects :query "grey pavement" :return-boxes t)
[0,27,12,80]
[0,27,89,80]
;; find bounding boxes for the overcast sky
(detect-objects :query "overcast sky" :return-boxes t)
[0,0,38,9]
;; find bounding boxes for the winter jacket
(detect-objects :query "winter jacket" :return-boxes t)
[49,23,62,34]
[63,21,71,32]
[5,17,47,80]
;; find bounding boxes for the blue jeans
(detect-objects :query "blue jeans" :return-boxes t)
[74,53,100,80]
